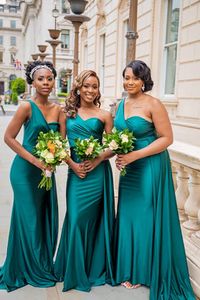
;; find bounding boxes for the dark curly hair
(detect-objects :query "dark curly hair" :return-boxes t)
[25,60,57,85]
[65,70,101,118]
[122,60,154,92]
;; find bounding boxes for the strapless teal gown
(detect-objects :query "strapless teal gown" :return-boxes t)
[0,100,58,291]
[114,99,195,300]
[54,115,115,292]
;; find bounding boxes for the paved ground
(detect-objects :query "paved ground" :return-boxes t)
[0,106,149,300]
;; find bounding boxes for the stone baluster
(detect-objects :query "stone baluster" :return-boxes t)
[175,165,189,223]
[183,170,200,235]
[171,161,178,190]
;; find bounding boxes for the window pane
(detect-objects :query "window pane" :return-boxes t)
[0,36,3,45]
[11,53,15,64]
[61,30,70,49]
[0,19,3,28]
[0,52,3,63]
[10,36,16,46]
[10,20,16,28]
[9,7,17,13]
[165,44,177,94]
[166,0,180,43]
[99,34,105,93]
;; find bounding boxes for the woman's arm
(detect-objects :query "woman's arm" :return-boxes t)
[116,98,173,166]
[4,102,47,170]
[64,117,86,179]
[58,107,66,139]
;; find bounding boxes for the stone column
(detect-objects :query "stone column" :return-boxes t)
[183,170,200,234]
[175,165,189,223]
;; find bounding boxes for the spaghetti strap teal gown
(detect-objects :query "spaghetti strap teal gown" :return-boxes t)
[114,99,195,300]
[54,115,115,292]
[0,100,58,291]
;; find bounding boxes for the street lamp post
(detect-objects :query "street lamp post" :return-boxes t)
[46,3,61,68]
[65,0,90,79]
[37,45,48,61]
[126,0,138,64]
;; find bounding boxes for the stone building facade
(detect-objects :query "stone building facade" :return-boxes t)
[20,0,74,94]
[0,0,23,96]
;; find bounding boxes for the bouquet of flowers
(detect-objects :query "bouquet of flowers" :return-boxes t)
[103,127,136,176]
[33,130,70,190]
[74,136,103,161]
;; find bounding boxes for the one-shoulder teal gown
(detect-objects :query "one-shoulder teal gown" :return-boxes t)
[114,99,195,300]
[54,115,115,292]
[0,100,58,291]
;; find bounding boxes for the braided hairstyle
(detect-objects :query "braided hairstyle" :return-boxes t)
[123,60,154,92]
[25,60,57,85]
[65,70,101,118]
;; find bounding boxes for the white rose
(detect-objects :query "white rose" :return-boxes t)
[55,140,62,147]
[121,134,129,143]
[59,149,68,159]
[85,146,94,155]
[89,142,94,149]
[40,149,49,158]
[41,150,54,163]
[109,140,119,150]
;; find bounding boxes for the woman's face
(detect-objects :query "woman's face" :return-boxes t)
[123,67,143,95]
[79,75,99,105]
[32,69,55,96]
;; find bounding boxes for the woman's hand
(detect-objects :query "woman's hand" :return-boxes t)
[84,156,102,173]
[115,152,137,170]
[32,157,53,172]
[70,161,86,179]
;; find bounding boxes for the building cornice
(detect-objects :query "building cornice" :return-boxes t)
[21,0,42,31]
[0,27,22,32]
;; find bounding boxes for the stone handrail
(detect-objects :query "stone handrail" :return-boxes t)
[169,141,200,299]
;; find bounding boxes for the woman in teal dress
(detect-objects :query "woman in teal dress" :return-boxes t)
[54,70,115,292]
[0,61,66,291]
[114,60,195,299]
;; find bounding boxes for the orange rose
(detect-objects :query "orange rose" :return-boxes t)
[47,141,56,154]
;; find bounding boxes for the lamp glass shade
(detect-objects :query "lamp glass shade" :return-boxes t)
[68,0,88,15]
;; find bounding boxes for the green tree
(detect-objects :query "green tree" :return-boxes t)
[11,78,26,95]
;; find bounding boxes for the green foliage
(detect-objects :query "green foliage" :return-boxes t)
[103,128,136,176]
[57,92,68,97]
[33,130,70,191]
[103,128,136,154]
[74,136,103,161]
[11,77,26,95]
[11,91,18,105]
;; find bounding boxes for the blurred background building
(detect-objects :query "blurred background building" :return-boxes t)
[0,0,23,96]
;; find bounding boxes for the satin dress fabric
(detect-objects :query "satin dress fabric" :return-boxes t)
[54,115,115,292]
[0,100,58,291]
[114,99,195,300]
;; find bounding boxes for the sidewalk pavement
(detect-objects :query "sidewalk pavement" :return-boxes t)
[0,115,149,300]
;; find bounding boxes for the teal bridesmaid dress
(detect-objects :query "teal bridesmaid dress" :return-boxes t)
[0,100,58,291]
[114,99,195,300]
[54,115,115,292]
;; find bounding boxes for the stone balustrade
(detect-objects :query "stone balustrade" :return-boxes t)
[169,141,200,299]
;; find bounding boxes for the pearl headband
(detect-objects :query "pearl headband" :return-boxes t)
[30,65,53,80]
